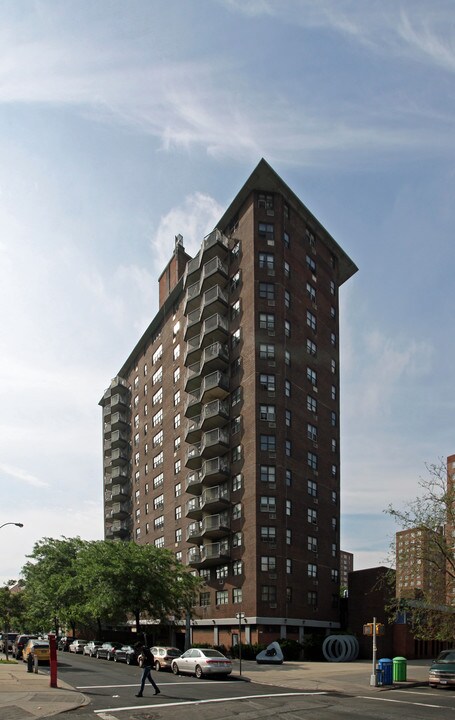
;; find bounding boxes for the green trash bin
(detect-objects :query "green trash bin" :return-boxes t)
[393,656,407,682]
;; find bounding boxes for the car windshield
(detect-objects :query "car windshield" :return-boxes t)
[437,651,455,663]
[33,642,49,648]
[203,649,225,658]
[167,649,181,656]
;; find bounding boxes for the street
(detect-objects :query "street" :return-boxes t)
[51,652,455,720]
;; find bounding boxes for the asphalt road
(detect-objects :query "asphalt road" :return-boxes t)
[55,652,455,720]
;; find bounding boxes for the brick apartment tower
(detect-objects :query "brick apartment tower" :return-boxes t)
[100,159,358,647]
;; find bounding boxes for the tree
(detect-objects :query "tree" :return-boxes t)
[0,585,26,634]
[76,540,200,633]
[21,537,89,635]
[385,458,455,639]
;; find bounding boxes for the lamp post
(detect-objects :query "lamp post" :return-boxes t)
[235,612,245,676]
[0,523,24,530]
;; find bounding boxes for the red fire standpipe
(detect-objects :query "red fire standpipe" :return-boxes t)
[48,634,57,688]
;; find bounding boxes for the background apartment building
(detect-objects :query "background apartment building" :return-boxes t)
[100,159,358,647]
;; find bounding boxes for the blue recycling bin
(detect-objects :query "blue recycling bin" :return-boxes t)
[378,658,393,685]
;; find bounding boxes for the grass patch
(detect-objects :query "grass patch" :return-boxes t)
[0,659,18,664]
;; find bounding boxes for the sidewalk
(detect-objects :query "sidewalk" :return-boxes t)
[0,660,88,719]
[0,656,431,719]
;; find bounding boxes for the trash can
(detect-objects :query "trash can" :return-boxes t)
[378,658,393,685]
[393,656,407,682]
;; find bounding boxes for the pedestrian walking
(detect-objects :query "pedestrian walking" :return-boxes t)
[135,643,160,698]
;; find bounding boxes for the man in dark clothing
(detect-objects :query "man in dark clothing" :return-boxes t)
[134,643,160,697]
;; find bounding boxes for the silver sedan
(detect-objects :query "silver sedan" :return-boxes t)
[171,648,232,678]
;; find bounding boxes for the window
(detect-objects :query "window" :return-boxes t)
[231,241,240,259]
[307,367,317,386]
[306,255,316,273]
[260,404,276,421]
[175,482,182,497]
[332,516,337,530]
[331,332,337,347]
[152,366,162,385]
[330,305,336,319]
[285,350,291,366]
[284,260,290,278]
[134,432,140,446]
[284,290,290,308]
[216,565,229,579]
[284,379,291,397]
[332,490,338,504]
[134,452,140,466]
[308,563,318,578]
[174,436,181,452]
[175,505,182,520]
[153,429,163,447]
[306,282,316,302]
[134,413,139,428]
[174,529,182,544]
[174,413,181,429]
[154,515,164,530]
[286,558,292,574]
[307,451,318,471]
[152,345,162,365]
[331,384,337,401]
[261,556,276,572]
[231,416,241,434]
[260,343,275,360]
[259,313,275,331]
[216,591,229,605]
[231,357,241,376]
[232,445,242,462]
[307,394,317,413]
[173,367,180,383]
[331,569,339,583]
[330,280,336,295]
[232,531,242,547]
[174,389,181,406]
[332,543,337,558]
[259,374,275,392]
[283,231,290,248]
[307,479,318,497]
[153,472,164,488]
[331,411,337,427]
[306,311,316,331]
[231,299,240,319]
[258,222,274,240]
[174,459,181,474]
[307,339,317,356]
[284,202,290,219]
[285,440,292,457]
[286,586,292,602]
[231,328,241,347]
[261,585,277,603]
[260,465,276,483]
[307,423,317,441]
[259,253,274,270]
[173,344,180,361]
[233,588,243,603]
[285,409,291,427]
[152,408,163,426]
[331,464,337,477]
[134,395,139,408]
[260,496,276,512]
[232,561,243,578]
[231,387,241,406]
[285,468,292,486]
[199,592,210,607]
[258,193,274,209]
[231,270,241,291]
[232,473,242,491]
[331,358,337,374]
[286,528,292,544]
[308,507,318,524]
[286,499,292,515]
[308,591,318,606]
[152,387,163,406]
[259,282,275,300]
[153,451,163,468]
[306,229,316,247]
[261,526,276,542]
[284,319,291,337]
[260,435,276,452]
[308,536,318,552]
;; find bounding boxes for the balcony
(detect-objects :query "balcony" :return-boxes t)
[111,412,129,430]
[185,470,203,495]
[111,484,129,501]
[187,540,230,568]
[186,521,203,543]
[184,281,201,315]
[111,393,129,412]
[200,342,229,374]
[110,520,130,538]
[183,253,202,288]
[184,334,202,366]
[111,429,129,448]
[111,447,129,467]
[184,362,202,393]
[200,399,229,432]
[184,307,203,341]
[111,502,129,519]
[201,512,230,539]
[185,443,202,470]
[201,484,230,512]
[185,416,202,445]
[103,404,112,419]
[200,314,229,348]
[201,285,228,320]
[200,427,229,459]
[111,466,129,483]
[200,371,229,403]
[185,496,202,519]
[200,256,228,293]
[184,388,202,419]
[110,376,130,394]
[200,229,229,265]
[201,457,230,486]
[104,489,112,503]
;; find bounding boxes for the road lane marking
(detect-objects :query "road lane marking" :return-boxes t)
[77,681,227,689]
[358,696,444,709]
[94,691,327,714]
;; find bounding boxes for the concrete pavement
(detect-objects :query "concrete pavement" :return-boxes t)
[0,655,431,719]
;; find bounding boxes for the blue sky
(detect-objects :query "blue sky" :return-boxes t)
[1,0,454,585]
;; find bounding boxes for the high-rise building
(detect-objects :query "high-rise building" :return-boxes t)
[340,550,354,590]
[100,159,358,647]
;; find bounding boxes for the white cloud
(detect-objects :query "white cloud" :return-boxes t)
[0,464,47,488]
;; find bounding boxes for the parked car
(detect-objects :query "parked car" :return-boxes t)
[83,641,104,657]
[171,648,232,678]
[0,632,20,652]
[150,646,182,671]
[113,644,141,665]
[58,636,74,652]
[68,639,88,654]
[22,639,50,665]
[96,641,123,660]
[429,649,455,688]
[12,634,38,659]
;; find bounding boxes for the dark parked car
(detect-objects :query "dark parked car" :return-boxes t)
[58,636,73,652]
[12,634,38,659]
[113,644,141,665]
[429,649,455,688]
[96,641,123,660]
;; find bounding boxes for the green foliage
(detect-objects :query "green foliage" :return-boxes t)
[278,638,304,660]
[230,642,266,660]
[0,586,26,630]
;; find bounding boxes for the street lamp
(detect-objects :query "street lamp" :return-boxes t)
[0,523,23,530]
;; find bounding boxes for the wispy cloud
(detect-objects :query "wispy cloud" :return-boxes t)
[0,463,47,488]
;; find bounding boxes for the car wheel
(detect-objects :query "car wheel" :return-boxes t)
[172,662,179,675]
[154,660,161,672]
[429,683,437,688]
[114,654,118,662]
[195,665,203,679]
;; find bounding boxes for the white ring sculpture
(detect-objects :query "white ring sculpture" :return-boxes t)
[322,635,359,662]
